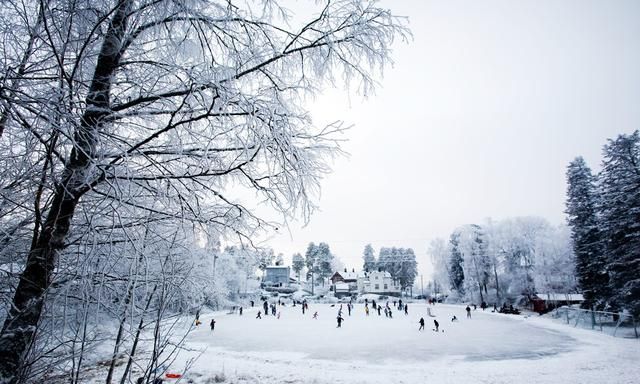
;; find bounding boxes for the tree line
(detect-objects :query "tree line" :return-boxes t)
[566,131,640,316]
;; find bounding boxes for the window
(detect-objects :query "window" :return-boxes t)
[375,284,379,290]
[375,276,378,280]
[384,284,388,290]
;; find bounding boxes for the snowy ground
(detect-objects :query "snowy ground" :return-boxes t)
[168,303,638,384]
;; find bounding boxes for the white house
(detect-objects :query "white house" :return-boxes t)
[357,270,400,295]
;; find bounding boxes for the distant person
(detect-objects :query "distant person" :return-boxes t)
[256,311,262,319]
[250,300,254,307]
[347,303,352,316]
[493,303,497,312]
[365,306,370,316]
[473,304,477,311]
[434,319,439,332]
[388,309,393,318]
[419,317,425,331]
[404,304,408,315]
[337,315,344,328]
[313,312,318,319]
[384,307,388,317]
[239,307,243,316]
[277,311,281,319]
[398,299,403,309]
[210,318,216,331]
[302,304,306,315]
[466,305,471,319]
[451,315,458,322]
[377,306,382,316]
[481,301,487,311]
[393,300,397,307]
[263,301,268,316]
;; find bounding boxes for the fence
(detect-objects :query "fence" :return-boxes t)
[551,307,638,338]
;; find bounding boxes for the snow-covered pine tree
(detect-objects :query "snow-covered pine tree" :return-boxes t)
[448,231,465,295]
[363,244,377,272]
[565,156,608,308]
[292,253,305,281]
[599,132,640,316]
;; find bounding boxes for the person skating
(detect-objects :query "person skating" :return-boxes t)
[404,304,408,315]
[451,315,458,322]
[313,311,318,319]
[250,300,254,307]
[365,306,370,316]
[466,305,471,319]
[256,311,262,319]
[419,317,425,331]
[239,307,243,316]
[388,308,393,318]
[263,301,269,316]
[434,319,439,332]
[384,307,388,317]
[337,314,344,328]
[347,303,352,316]
[210,318,216,331]
[377,306,382,316]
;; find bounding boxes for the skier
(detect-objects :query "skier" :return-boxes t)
[256,311,262,319]
[337,314,344,328]
[434,319,439,332]
[210,318,216,331]
[466,305,471,319]
[419,317,425,331]
[239,307,243,316]
[404,304,408,315]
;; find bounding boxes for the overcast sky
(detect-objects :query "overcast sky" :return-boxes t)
[262,0,640,279]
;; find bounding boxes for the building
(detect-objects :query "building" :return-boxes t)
[262,266,290,288]
[357,270,401,296]
[531,292,585,313]
[330,269,359,297]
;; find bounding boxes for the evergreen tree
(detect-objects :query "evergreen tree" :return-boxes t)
[317,242,334,286]
[599,132,640,316]
[292,253,305,281]
[305,242,318,290]
[565,156,607,308]
[397,248,418,290]
[362,244,377,272]
[448,232,465,294]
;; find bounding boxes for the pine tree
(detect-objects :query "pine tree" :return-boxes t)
[292,253,305,281]
[565,156,607,308]
[599,132,640,316]
[362,244,377,272]
[449,231,465,294]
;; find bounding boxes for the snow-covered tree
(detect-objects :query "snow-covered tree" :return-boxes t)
[292,253,305,281]
[362,244,377,272]
[428,238,450,295]
[565,156,608,307]
[599,131,640,316]
[448,232,465,295]
[0,0,408,379]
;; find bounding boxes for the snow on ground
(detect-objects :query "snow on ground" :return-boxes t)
[169,303,638,384]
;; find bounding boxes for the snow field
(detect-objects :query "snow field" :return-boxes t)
[174,303,639,384]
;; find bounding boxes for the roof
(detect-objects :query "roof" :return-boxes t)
[332,271,358,280]
[536,293,584,301]
[266,266,289,270]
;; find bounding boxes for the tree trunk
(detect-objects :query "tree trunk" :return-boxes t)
[0,2,132,381]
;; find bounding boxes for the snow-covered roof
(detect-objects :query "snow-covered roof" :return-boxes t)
[536,293,584,301]
[333,270,359,280]
[266,266,289,270]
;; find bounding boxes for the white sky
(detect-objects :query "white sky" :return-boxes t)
[261,0,640,279]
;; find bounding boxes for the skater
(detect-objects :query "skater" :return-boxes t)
[393,300,396,308]
[313,311,318,319]
[256,311,262,319]
[337,314,344,328]
[388,308,393,318]
[451,315,458,322]
[404,304,408,315]
[196,309,200,322]
[466,305,471,319]
[419,317,425,331]
[434,319,439,332]
[481,301,487,311]
[263,301,268,316]
[377,306,382,316]
[239,307,243,316]
[365,306,370,316]
[398,299,403,309]
[271,304,276,316]
[372,300,377,310]
[384,307,388,317]
[347,303,352,316]
[302,303,306,315]
[473,304,477,311]
[250,300,254,307]
[210,318,216,331]
[277,311,281,319]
